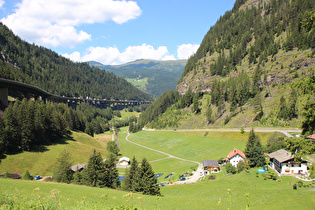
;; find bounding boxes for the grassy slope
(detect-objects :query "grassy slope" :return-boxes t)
[0,131,111,176]
[1,167,314,209]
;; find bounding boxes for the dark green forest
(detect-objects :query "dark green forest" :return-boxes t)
[0,99,115,156]
[180,0,315,80]
[0,23,152,101]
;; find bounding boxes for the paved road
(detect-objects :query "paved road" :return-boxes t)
[143,128,302,138]
[124,132,203,184]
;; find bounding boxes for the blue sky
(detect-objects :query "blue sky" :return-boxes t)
[0,0,236,65]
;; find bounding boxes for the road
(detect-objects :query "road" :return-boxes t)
[124,132,203,184]
[142,128,302,138]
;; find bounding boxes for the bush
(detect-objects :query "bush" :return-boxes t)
[298,181,303,188]
[208,175,216,180]
[22,170,32,180]
[226,163,236,174]
[293,184,297,190]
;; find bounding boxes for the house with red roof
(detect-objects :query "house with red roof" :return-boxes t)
[227,148,246,167]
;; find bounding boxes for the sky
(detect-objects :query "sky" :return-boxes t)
[0,0,236,65]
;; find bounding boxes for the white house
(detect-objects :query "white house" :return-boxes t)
[119,157,130,166]
[228,148,246,167]
[266,149,308,175]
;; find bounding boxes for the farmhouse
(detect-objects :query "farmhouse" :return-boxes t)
[266,149,308,175]
[227,148,246,167]
[203,160,220,173]
[119,157,130,166]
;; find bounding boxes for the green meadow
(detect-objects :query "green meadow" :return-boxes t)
[0,131,110,176]
[0,130,314,209]
[1,168,314,209]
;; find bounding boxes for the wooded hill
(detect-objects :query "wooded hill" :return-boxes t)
[178,0,315,93]
[88,59,187,98]
[0,23,152,101]
[138,0,315,132]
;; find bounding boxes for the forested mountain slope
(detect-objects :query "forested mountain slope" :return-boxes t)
[88,59,187,98]
[177,0,315,93]
[0,23,152,101]
[138,0,315,132]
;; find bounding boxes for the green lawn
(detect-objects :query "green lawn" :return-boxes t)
[127,131,252,163]
[126,78,148,88]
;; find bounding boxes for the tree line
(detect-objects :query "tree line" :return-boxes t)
[0,23,152,101]
[53,143,160,195]
[0,99,115,156]
[53,149,120,189]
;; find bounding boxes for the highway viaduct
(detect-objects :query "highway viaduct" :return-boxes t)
[0,78,152,110]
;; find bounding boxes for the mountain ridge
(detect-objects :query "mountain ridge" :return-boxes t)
[88,59,187,98]
[0,23,152,101]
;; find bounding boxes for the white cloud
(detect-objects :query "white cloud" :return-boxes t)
[177,44,200,59]
[162,55,176,61]
[1,0,141,48]
[63,44,175,65]
[0,0,4,8]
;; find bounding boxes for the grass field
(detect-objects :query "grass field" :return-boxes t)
[126,130,276,163]
[1,167,314,209]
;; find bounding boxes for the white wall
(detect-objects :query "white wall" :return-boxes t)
[229,154,244,167]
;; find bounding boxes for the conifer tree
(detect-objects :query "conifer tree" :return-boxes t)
[244,129,265,167]
[53,149,73,183]
[133,158,160,195]
[124,156,138,191]
[72,170,82,185]
[81,150,104,187]
[98,153,120,189]
[277,96,288,120]
[206,106,213,124]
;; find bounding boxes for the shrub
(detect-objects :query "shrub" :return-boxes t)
[208,175,216,180]
[226,163,236,174]
[22,170,32,180]
[298,181,303,188]
[293,184,297,190]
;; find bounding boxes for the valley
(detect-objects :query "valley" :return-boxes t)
[0,0,315,209]
[1,128,315,209]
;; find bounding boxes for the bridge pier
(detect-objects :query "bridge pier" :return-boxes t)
[0,87,8,108]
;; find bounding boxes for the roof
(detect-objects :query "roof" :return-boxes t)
[0,173,22,179]
[70,163,87,172]
[202,160,219,167]
[228,148,246,159]
[119,157,130,162]
[266,149,293,163]
[307,134,315,139]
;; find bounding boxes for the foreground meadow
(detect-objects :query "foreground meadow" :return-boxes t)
[1,167,314,209]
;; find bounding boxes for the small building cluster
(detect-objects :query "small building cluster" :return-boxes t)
[202,146,310,177]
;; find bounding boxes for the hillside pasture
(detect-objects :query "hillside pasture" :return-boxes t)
[0,131,109,176]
